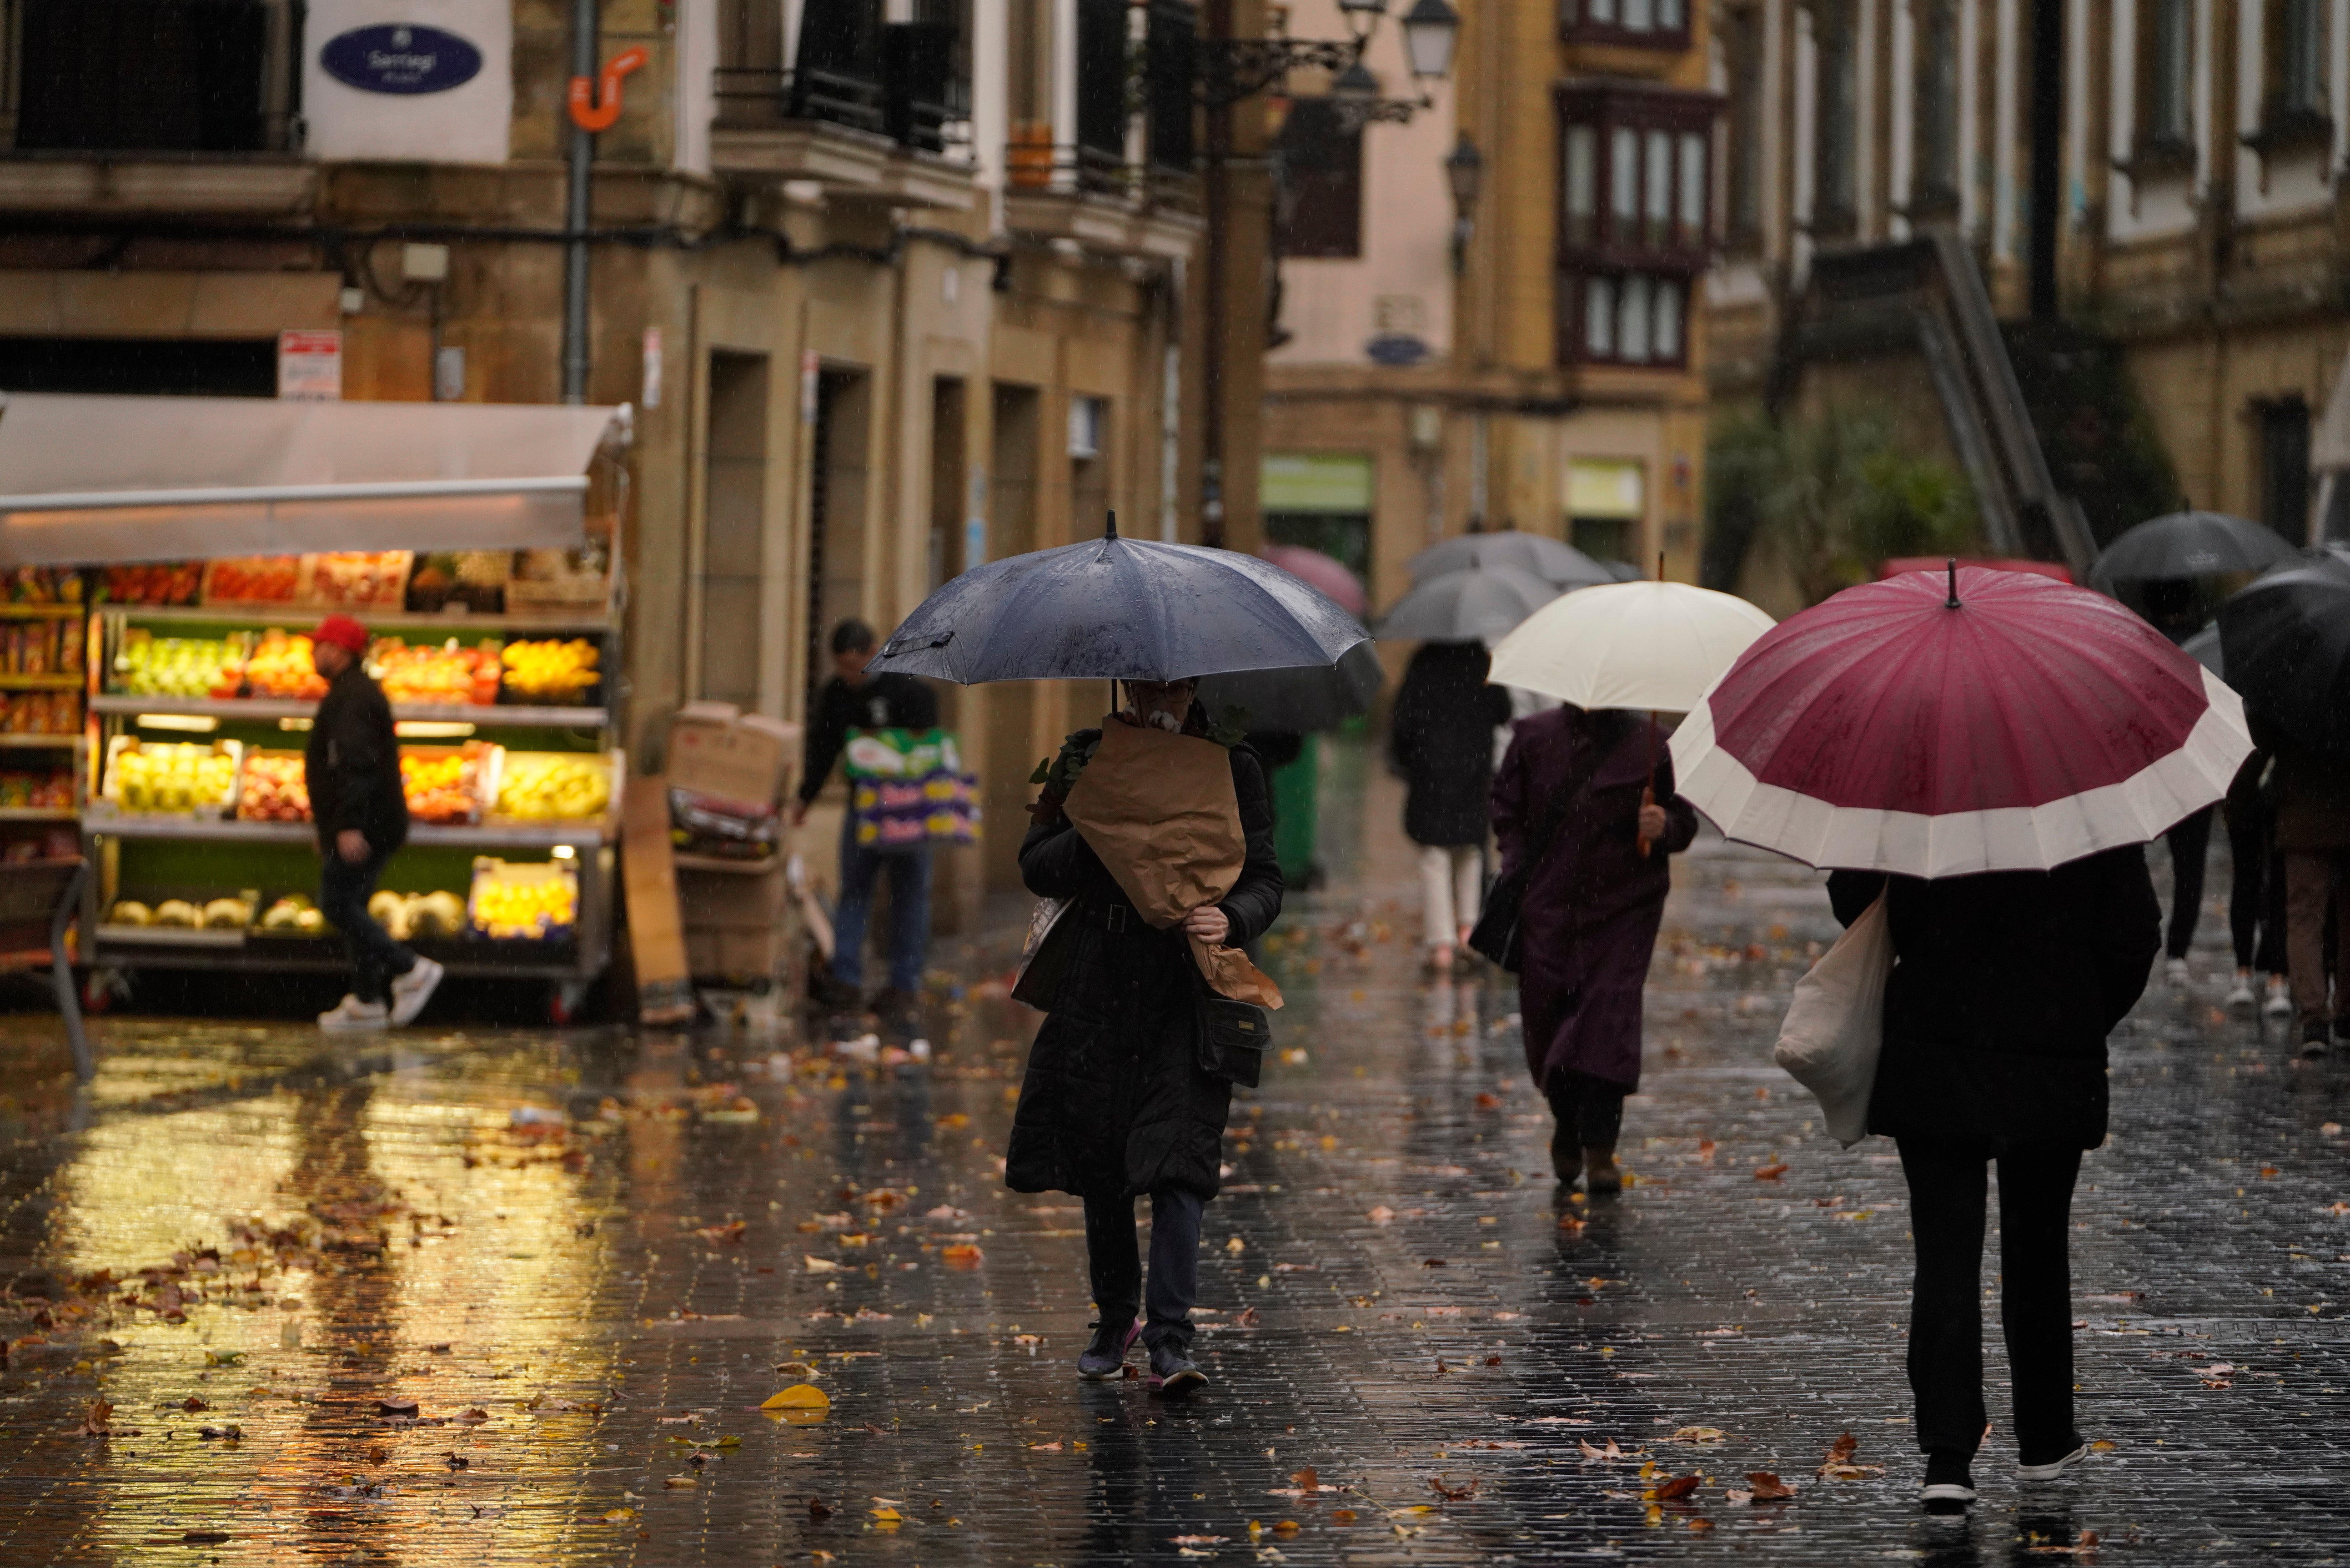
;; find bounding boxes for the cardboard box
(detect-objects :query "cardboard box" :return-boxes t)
[666,702,799,806]
[678,859,793,982]
[684,924,788,982]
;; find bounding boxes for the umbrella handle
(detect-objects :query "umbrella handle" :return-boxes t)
[1637,709,1658,857]
[1637,783,1654,858]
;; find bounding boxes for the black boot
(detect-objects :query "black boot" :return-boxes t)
[1549,1121,1581,1185]
[1582,1147,1622,1196]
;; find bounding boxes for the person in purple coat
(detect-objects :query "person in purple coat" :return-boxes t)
[1491,705,1698,1193]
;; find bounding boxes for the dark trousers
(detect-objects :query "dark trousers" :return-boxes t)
[2164,806,2214,960]
[1082,1188,1204,1351]
[1897,1137,2083,1459]
[2283,850,2350,1031]
[319,850,416,1005]
[1545,1070,1625,1152]
[2226,798,2288,974]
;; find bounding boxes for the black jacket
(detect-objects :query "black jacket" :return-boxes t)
[1827,846,2159,1151]
[1390,642,1512,846]
[797,673,939,806]
[306,662,408,855]
[1004,733,1284,1200]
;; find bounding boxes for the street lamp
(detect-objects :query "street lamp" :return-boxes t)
[1336,0,1391,43]
[1401,0,1462,83]
[1445,132,1483,274]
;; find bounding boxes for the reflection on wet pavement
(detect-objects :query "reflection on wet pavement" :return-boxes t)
[1,743,2346,1563]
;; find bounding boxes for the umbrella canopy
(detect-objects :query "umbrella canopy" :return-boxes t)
[2180,621,2225,678]
[867,518,1366,684]
[1196,639,1385,732]
[1406,529,1616,588]
[2088,510,2298,590]
[1260,543,1367,618]
[1486,580,1777,713]
[1376,562,1559,644]
[2217,547,2350,755]
[1669,566,2254,877]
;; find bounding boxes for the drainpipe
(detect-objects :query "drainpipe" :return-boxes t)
[562,0,599,404]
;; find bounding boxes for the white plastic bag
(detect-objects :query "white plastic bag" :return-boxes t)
[1773,888,1893,1147]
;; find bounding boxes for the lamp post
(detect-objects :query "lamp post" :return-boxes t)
[1445,131,1482,275]
[1194,0,1459,548]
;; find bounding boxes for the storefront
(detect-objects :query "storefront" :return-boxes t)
[0,391,628,1016]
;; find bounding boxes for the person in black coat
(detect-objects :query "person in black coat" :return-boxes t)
[306,614,437,1030]
[1827,846,2159,1508]
[1006,678,1284,1394]
[1389,642,1511,969]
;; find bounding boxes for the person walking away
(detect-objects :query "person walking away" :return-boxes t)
[308,615,440,1030]
[2253,713,2350,1055]
[2222,749,2292,1016]
[1491,705,1696,1194]
[1006,678,1283,1393]
[1390,642,1512,971]
[1826,849,2159,1510]
[794,618,941,1024]
[2139,580,2214,987]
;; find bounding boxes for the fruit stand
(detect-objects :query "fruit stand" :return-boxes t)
[78,583,625,1005]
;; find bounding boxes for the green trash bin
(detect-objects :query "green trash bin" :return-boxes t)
[1269,733,1320,891]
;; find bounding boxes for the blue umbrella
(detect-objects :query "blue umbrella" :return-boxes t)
[869,514,1367,684]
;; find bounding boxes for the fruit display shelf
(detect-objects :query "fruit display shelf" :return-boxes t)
[109,605,613,637]
[0,734,78,748]
[89,694,609,727]
[80,809,613,850]
[0,674,85,690]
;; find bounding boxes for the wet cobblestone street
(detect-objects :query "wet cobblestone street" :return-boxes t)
[2,743,2347,1565]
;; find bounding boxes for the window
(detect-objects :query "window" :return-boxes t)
[2260,398,2312,541]
[12,0,298,153]
[1560,0,1692,47]
[1565,125,1599,245]
[1559,85,1718,263]
[1911,0,1960,215]
[1811,0,1858,236]
[1145,0,1198,171]
[1724,4,1765,252]
[1677,132,1707,246]
[1074,0,1128,166]
[1275,99,1363,258]
[2259,0,2329,140]
[2137,0,2194,156]
[1568,273,1690,366]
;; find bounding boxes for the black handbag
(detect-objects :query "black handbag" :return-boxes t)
[1196,989,1271,1087]
[1466,731,1615,972]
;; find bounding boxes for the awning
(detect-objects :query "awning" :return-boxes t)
[0,393,629,566]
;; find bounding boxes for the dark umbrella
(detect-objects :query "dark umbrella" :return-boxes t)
[1196,639,1384,732]
[867,514,1366,683]
[2180,621,2224,679]
[2218,548,2350,754]
[1376,561,1559,644]
[1406,529,1615,588]
[2089,509,2299,590]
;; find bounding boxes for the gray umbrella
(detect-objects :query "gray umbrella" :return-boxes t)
[2180,621,2224,679]
[2089,510,2299,590]
[1406,529,1616,588]
[1197,639,1384,732]
[867,515,1367,683]
[1376,561,1560,644]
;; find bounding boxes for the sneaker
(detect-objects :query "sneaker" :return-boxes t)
[2302,1022,2330,1059]
[2225,971,2257,1011]
[1549,1123,1582,1186]
[1583,1148,1623,1196]
[388,956,444,1025]
[319,995,389,1031]
[1077,1318,1140,1381]
[1146,1340,1207,1395]
[2016,1440,2089,1482]
[1920,1450,1977,1510]
[2265,976,2293,1017]
[2164,956,2190,986]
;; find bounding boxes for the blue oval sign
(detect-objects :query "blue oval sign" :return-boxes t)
[321,24,482,95]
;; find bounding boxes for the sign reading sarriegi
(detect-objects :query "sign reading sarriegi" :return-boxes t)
[321,23,484,93]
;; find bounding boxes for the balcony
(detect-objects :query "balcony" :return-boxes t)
[710,20,975,209]
[1001,144,1202,260]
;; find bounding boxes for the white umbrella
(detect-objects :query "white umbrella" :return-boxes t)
[1487,580,1777,713]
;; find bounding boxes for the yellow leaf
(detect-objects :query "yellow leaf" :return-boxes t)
[870,1506,903,1522]
[761,1384,832,1412]
[601,1508,636,1523]
[663,1474,698,1489]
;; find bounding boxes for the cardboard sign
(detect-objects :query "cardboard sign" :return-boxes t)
[844,728,979,849]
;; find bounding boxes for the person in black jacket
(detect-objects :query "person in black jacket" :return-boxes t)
[1389,641,1512,970]
[794,619,942,1020]
[307,615,438,1030]
[1827,847,2159,1510]
[1006,678,1284,1394]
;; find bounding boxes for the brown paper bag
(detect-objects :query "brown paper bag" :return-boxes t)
[1063,718,1284,1009]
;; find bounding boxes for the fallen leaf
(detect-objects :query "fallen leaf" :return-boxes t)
[869,1505,902,1523]
[1753,1162,1788,1181]
[1670,1426,1726,1443]
[1029,1440,1063,1452]
[455,1407,489,1424]
[774,1361,817,1378]
[1367,1206,1396,1223]
[601,1508,636,1523]
[1428,1475,1478,1501]
[1170,1537,1229,1547]
[1291,1467,1319,1493]
[377,1396,420,1416]
[1724,1489,1753,1505]
[181,1532,231,1545]
[1746,1471,1795,1501]
[1696,1138,1717,1161]
[366,1445,389,1464]
[78,1399,113,1437]
[762,1384,831,1412]
[445,1453,470,1469]
[807,1497,834,1520]
[182,1397,210,1413]
[1815,1431,1883,1478]
[1274,1518,1301,1535]
[941,1244,984,1269]
[1332,1508,1357,1523]
[663,1474,697,1489]
[1578,1438,1631,1461]
[802,1255,843,1274]
[1648,1474,1700,1501]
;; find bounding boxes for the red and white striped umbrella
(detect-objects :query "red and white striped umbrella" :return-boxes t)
[1668,566,2254,876]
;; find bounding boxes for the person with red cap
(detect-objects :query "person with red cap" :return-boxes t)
[307,614,441,1029]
